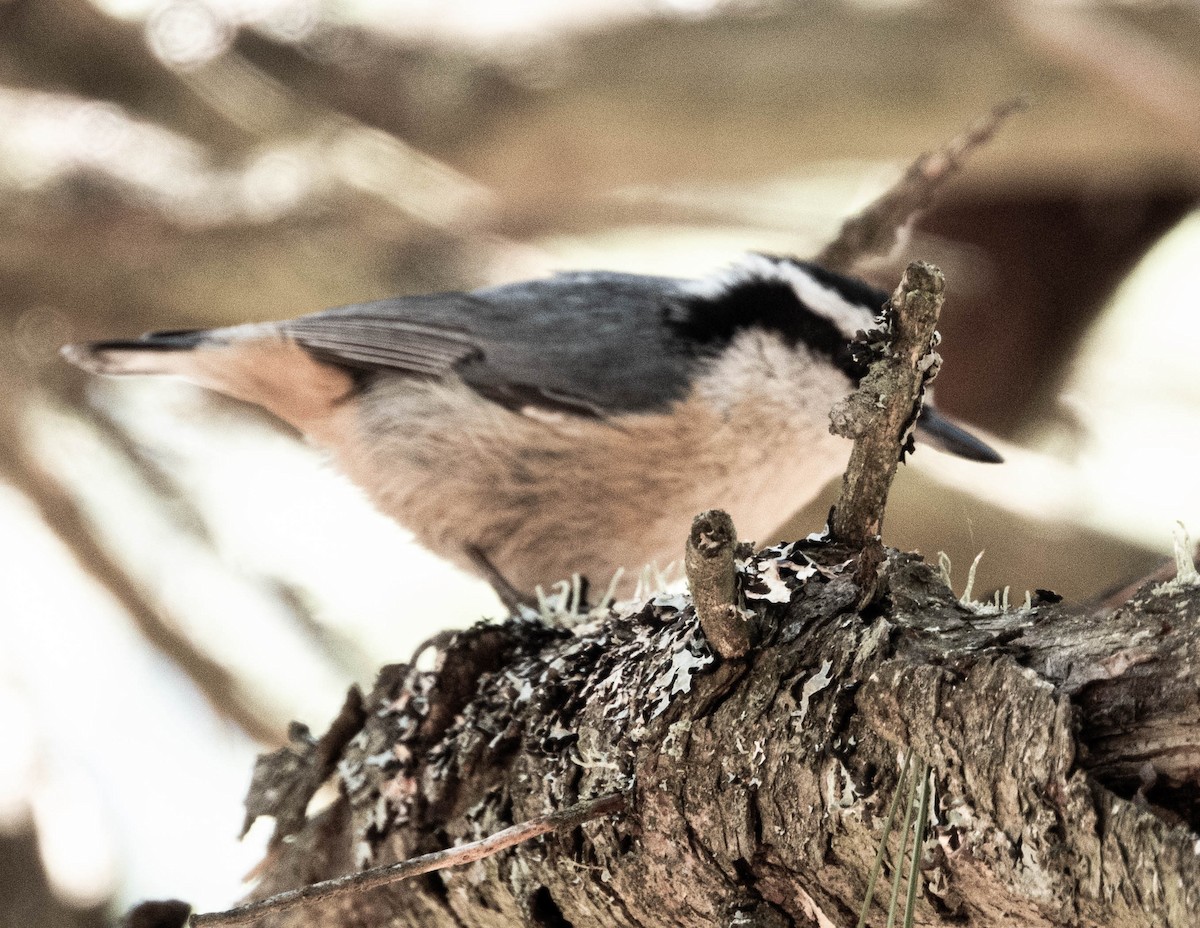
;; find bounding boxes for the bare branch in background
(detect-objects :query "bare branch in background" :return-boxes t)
[183,53,497,231]
[82,400,219,545]
[815,99,1026,273]
[80,396,379,681]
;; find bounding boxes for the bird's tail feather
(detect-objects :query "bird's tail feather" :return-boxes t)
[61,325,356,433]
[60,329,213,376]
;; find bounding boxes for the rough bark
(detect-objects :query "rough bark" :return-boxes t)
[210,547,1200,928]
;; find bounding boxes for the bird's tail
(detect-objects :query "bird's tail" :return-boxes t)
[61,324,356,434]
[60,329,214,377]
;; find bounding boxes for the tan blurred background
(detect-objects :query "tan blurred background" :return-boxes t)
[1,0,1199,922]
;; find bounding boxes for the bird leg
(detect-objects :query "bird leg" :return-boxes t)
[464,544,533,614]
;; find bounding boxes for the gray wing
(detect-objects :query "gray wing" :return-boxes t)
[283,272,703,417]
[283,305,482,377]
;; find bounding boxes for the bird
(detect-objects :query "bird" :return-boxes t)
[62,253,1000,608]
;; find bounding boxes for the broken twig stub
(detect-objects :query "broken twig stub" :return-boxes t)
[829,261,944,574]
[684,509,750,660]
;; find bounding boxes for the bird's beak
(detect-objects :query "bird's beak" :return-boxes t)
[915,405,1004,463]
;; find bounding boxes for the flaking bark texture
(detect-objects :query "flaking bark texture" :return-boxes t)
[232,543,1200,928]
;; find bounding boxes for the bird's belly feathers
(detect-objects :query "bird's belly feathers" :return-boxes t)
[317,375,852,595]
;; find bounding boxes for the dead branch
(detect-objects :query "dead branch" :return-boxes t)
[122,254,1200,928]
[196,549,1200,928]
[191,792,625,926]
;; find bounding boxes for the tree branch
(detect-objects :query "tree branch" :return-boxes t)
[200,553,1200,928]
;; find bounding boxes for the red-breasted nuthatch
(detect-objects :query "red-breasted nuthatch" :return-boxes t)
[63,254,999,605]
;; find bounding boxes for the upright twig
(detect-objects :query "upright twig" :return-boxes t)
[828,262,944,599]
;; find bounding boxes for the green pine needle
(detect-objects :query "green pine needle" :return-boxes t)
[855,748,913,928]
[902,761,932,928]
[884,755,920,928]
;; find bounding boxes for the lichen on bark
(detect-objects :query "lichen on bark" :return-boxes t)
[220,544,1200,928]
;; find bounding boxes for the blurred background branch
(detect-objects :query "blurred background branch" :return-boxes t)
[1,0,1198,920]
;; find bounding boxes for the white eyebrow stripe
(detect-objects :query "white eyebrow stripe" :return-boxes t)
[683,254,877,340]
[733,254,872,338]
